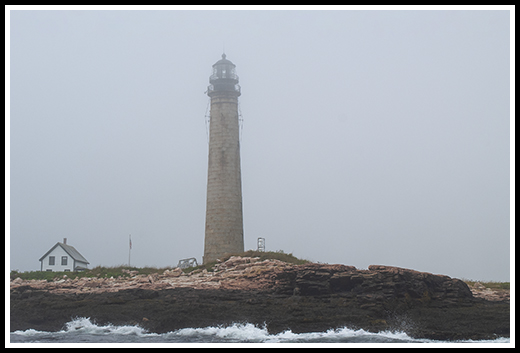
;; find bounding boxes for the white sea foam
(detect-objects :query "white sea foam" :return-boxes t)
[12,317,157,343]
[62,316,153,337]
[10,317,511,345]
[11,328,43,337]
[172,323,270,342]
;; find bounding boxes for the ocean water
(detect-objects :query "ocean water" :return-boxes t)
[9,317,510,346]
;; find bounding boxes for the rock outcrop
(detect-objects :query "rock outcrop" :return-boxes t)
[10,257,510,341]
[468,281,510,302]
[8,257,478,300]
[271,263,474,302]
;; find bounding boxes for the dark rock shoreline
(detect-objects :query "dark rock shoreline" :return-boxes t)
[10,259,510,341]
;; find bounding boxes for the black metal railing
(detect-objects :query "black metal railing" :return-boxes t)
[210,72,239,81]
[207,83,241,95]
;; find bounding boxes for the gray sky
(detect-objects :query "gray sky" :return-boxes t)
[8,6,512,281]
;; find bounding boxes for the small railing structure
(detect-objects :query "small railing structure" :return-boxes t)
[177,257,199,269]
[257,237,265,252]
[207,83,241,95]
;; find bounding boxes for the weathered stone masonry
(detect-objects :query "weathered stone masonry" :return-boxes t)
[204,55,244,263]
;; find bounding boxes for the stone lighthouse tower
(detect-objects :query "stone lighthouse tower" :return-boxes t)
[203,54,244,264]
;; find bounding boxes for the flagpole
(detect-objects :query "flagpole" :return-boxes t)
[129,234,132,267]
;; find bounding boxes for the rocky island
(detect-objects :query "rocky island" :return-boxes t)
[10,256,510,341]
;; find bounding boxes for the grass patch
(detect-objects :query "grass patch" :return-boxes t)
[235,250,310,265]
[182,250,310,274]
[463,280,510,290]
[10,265,175,282]
[10,250,309,280]
[10,270,69,282]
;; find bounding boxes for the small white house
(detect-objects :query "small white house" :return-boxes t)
[39,238,90,272]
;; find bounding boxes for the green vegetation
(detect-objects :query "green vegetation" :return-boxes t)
[10,250,310,281]
[182,250,310,273]
[10,265,174,282]
[10,270,67,282]
[235,250,310,265]
[463,280,510,290]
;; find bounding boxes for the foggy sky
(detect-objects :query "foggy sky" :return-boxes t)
[8,7,512,281]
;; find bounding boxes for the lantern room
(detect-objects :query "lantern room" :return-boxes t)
[208,54,241,97]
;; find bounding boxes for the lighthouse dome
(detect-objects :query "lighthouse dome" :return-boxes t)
[208,53,240,96]
[213,53,235,67]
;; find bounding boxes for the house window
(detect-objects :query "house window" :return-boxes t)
[61,256,68,266]
[49,256,55,266]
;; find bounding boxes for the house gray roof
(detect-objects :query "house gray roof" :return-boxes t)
[39,242,89,264]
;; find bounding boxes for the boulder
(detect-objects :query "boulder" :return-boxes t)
[163,268,183,277]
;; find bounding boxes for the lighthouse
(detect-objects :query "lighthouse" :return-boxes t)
[203,54,244,264]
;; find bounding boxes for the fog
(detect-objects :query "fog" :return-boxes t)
[8,7,512,281]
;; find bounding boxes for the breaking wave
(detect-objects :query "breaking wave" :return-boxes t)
[10,317,511,344]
